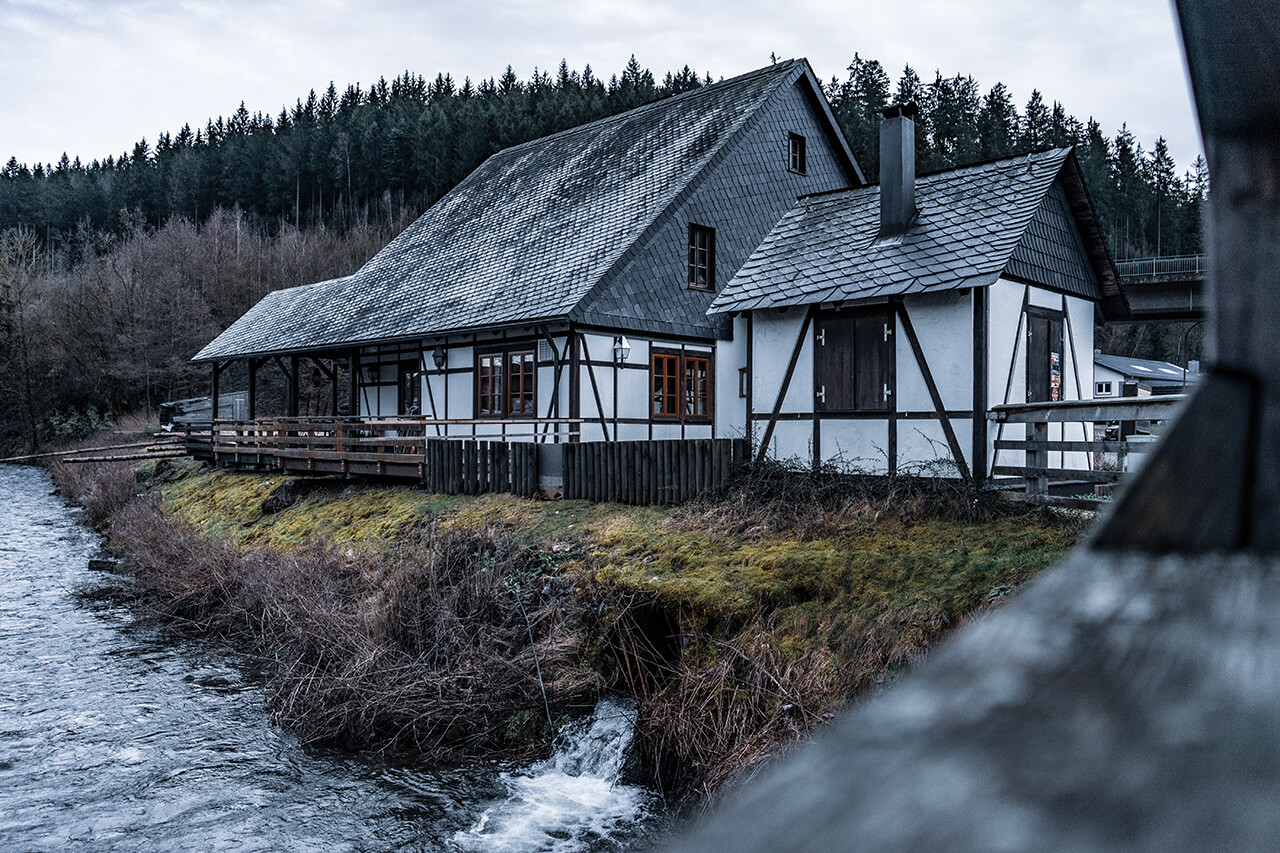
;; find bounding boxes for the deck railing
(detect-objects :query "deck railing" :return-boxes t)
[989,395,1187,504]
[196,416,745,504]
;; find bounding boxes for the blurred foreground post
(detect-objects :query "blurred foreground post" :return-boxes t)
[672,2,1280,849]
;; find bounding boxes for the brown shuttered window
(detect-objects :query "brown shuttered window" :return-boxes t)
[476,347,536,418]
[653,349,713,423]
[814,308,893,413]
[688,224,715,290]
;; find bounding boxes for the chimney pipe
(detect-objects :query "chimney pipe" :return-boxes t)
[879,102,918,240]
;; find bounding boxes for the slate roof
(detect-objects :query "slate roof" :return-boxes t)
[710,148,1122,315]
[1095,352,1197,391]
[195,60,824,362]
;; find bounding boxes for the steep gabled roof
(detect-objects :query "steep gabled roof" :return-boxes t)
[196,59,855,362]
[710,148,1126,318]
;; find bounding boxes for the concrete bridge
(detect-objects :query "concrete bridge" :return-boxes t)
[1116,253,1206,321]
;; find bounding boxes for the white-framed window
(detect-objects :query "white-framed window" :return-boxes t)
[1096,381,1113,396]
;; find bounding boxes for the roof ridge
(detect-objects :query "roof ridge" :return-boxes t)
[494,59,806,158]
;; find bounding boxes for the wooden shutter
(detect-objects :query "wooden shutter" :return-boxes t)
[815,314,856,411]
[815,309,891,412]
[853,311,892,412]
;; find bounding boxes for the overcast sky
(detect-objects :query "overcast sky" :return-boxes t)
[1,0,1202,175]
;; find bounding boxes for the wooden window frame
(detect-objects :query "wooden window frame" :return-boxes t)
[397,360,423,416]
[651,347,713,424]
[788,132,807,174]
[475,345,537,419]
[688,223,716,291]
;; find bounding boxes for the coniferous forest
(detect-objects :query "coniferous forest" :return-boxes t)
[0,56,1208,451]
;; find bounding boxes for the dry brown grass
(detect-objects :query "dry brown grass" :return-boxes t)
[98,496,597,757]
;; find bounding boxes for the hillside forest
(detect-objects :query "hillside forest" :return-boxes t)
[0,55,1207,452]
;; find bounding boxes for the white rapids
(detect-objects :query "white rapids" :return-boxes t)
[453,696,661,852]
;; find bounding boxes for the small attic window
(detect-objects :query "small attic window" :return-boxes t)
[788,133,806,174]
[688,224,715,291]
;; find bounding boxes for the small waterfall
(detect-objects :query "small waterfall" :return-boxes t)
[453,696,661,852]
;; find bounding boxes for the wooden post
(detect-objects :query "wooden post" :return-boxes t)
[211,362,221,421]
[247,359,258,420]
[1027,421,1048,497]
[348,349,360,417]
[288,354,300,417]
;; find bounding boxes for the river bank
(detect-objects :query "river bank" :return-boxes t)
[51,445,1085,808]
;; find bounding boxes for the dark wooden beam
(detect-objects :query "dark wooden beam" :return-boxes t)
[970,287,989,482]
[756,307,814,465]
[894,300,971,480]
[579,334,611,441]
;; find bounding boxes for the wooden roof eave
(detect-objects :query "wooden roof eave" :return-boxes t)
[1060,150,1131,322]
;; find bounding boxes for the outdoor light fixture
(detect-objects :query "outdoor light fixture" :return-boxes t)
[613,335,631,363]
[363,366,379,384]
[432,346,447,371]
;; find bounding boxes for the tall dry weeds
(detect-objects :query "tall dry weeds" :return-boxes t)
[100,496,596,758]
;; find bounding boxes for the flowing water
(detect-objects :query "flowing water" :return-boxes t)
[0,465,667,852]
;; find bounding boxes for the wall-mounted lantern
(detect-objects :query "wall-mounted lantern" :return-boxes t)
[432,346,447,372]
[613,335,631,364]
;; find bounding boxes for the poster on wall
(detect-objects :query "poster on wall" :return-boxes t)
[1050,351,1062,402]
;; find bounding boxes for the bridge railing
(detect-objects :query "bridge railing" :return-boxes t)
[1115,254,1206,278]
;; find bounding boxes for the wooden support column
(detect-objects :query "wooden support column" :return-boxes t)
[249,356,259,417]
[1093,0,1280,552]
[972,287,988,482]
[288,355,300,417]
[348,349,359,417]
[211,362,221,420]
[568,323,581,443]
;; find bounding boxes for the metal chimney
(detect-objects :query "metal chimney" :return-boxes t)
[878,102,918,240]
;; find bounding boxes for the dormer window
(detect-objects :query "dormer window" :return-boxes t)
[788,132,806,174]
[688,224,715,290]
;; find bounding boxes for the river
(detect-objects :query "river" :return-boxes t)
[0,465,668,852]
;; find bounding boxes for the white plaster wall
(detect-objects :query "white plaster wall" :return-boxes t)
[895,419,970,476]
[768,421,815,463]
[896,291,973,413]
[752,310,815,415]
[716,326,747,439]
[820,420,891,472]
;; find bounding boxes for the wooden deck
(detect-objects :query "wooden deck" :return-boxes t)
[186,417,747,505]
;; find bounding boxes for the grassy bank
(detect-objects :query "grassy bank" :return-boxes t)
[53,451,1085,807]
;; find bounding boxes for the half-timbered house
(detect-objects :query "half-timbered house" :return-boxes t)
[193,60,864,453]
[709,104,1127,479]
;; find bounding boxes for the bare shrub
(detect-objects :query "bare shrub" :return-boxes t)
[103,498,593,758]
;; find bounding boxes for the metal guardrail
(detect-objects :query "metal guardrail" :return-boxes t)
[1115,254,1206,278]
